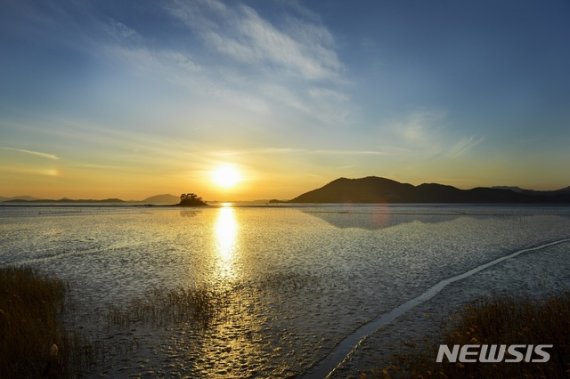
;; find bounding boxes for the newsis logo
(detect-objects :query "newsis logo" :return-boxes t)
[436,344,553,363]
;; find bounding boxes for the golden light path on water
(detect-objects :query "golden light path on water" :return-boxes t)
[200,204,268,377]
[214,204,238,281]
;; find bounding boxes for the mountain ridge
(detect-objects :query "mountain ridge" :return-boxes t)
[1,194,179,204]
[140,194,179,205]
[2,198,126,204]
[289,176,570,204]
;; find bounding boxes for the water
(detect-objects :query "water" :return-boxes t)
[1,204,570,377]
[304,238,570,378]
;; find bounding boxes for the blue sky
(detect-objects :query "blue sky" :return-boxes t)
[1,0,569,199]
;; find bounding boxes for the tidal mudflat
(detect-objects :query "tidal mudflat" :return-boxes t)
[1,204,569,377]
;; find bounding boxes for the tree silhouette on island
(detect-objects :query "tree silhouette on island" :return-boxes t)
[178,193,207,206]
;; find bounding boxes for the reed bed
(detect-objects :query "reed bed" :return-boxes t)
[367,293,570,378]
[0,267,95,378]
[106,286,228,330]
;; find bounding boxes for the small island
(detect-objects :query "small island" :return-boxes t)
[178,193,208,207]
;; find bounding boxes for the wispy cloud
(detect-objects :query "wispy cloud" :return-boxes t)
[211,147,386,156]
[110,46,202,75]
[97,0,352,128]
[1,147,59,160]
[388,110,484,159]
[169,0,343,81]
[447,135,485,158]
[0,167,60,176]
[395,110,447,144]
[73,163,126,170]
[313,149,386,155]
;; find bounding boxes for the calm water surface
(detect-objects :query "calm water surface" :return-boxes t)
[1,204,570,376]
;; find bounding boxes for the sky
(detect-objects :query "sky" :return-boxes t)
[1,0,569,200]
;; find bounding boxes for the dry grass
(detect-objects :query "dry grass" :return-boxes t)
[106,287,227,330]
[366,293,570,379]
[0,268,247,377]
[0,267,95,378]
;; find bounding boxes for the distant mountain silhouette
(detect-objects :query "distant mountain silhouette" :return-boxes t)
[491,186,529,193]
[3,198,125,203]
[492,186,570,196]
[0,195,39,202]
[2,194,182,205]
[1,194,201,205]
[289,177,570,203]
[141,194,179,205]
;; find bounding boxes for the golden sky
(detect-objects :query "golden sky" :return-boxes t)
[1,1,569,200]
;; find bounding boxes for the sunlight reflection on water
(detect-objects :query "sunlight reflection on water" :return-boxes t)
[3,205,570,377]
[214,205,238,281]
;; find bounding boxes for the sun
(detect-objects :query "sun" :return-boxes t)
[212,164,242,189]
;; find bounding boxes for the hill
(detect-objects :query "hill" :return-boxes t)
[141,194,179,205]
[289,176,570,204]
[0,196,39,202]
[3,198,125,203]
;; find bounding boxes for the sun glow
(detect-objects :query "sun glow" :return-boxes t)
[212,164,242,189]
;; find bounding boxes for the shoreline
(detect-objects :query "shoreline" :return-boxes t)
[2,202,570,208]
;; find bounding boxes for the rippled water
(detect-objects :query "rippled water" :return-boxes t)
[1,204,570,377]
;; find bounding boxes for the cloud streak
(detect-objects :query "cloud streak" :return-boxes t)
[447,135,485,158]
[211,147,387,156]
[169,0,343,81]
[97,0,352,129]
[387,110,485,159]
[1,147,60,160]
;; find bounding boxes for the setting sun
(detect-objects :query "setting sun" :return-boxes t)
[211,164,242,189]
